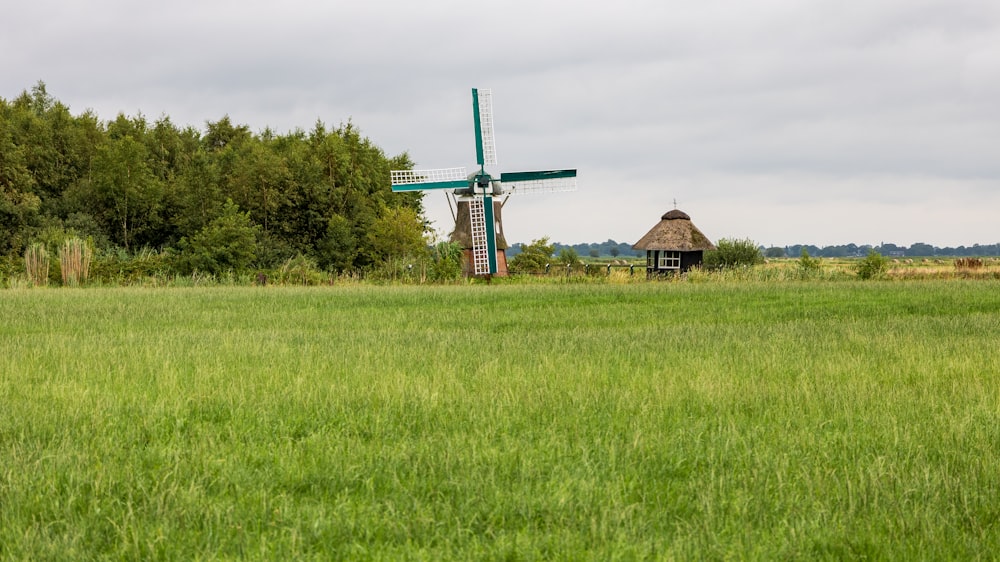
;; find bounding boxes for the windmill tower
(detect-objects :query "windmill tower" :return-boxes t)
[390,88,577,276]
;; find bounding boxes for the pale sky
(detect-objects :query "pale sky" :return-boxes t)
[4,0,999,247]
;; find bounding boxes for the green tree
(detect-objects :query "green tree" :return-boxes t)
[229,141,291,235]
[0,113,41,254]
[369,206,428,263]
[175,199,259,275]
[509,237,555,273]
[558,247,581,266]
[316,213,358,272]
[169,146,223,239]
[91,135,161,251]
[203,116,251,151]
[908,242,935,257]
[0,186,41,255]
[0,82,432,279]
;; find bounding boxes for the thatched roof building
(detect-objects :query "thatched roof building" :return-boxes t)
[632,209,716,274]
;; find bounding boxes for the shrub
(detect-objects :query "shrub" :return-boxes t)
[0,255,20,287]
[275,254,328,285]
[798,248,822,277]
[704,238,763,269]
[429,241,463,282]
[175,199,259,275]
[557,247,580,266]
[855,249,888,280]
[509,238,554,274]
[90,248,172,285]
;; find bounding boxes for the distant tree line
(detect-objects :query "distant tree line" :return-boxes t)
[508,240,640,260]
[513,240,999,260]
[1,82,427,279]
[766,242,1000,259]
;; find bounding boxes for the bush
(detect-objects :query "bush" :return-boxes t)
[175,199,259,275]
[557,247,580,266]
[0,254,20,286]
[90,248,172,284]
[798,248,822,278]
[855,249,888,280]
[704,238,763,269]
[509,238,554,274]
[429,241,463,282]
[274,254,328,285]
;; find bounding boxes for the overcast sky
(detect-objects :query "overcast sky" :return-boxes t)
[4,0,999,247]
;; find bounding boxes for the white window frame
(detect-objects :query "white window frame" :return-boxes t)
[658,250,681,270]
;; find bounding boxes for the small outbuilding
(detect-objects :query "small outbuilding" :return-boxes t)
[632,209,716,276]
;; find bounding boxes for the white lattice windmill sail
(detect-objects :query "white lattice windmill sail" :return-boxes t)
[390,167,468,192]
[473,88,497,167]
[388,88,576,276]
[467,197,497,275]
[500,169,577,195]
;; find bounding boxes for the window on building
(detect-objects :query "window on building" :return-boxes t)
[658,251,681,269]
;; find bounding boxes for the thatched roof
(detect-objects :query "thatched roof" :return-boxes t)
[631,209,716,251]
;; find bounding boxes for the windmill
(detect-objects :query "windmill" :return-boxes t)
[390,88,577,276]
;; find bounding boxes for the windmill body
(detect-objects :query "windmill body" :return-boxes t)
[390,89,577,276]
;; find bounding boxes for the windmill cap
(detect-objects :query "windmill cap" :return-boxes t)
[662,209,690,220]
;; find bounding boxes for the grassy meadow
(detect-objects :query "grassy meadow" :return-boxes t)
[1,281,999,559]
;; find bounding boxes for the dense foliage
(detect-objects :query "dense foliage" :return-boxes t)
[704,237,764,269]
[797,248,823,277]
[0,82,425,277]
[855,249,889,280]
[508,237,555,273]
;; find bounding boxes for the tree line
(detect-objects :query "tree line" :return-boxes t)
[768,242,1000,259]
[1,82,430,281]
[508,240,640,260]
[515,240,1000,260]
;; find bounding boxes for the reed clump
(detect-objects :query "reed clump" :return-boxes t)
[59,237,93,286]
[24,242,49,286]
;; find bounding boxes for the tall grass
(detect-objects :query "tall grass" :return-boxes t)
[58,237,92,286]
[23,242,49,286]
[1,282,999,558]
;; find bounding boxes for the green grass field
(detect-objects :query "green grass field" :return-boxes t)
[2,281,999,560]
